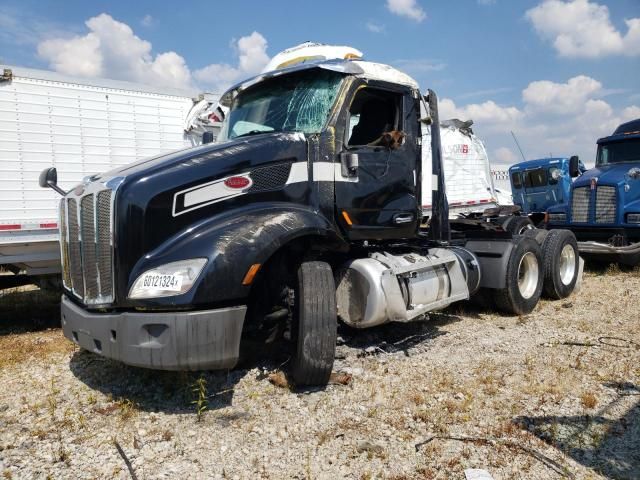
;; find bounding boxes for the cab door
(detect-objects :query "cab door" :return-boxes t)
[334,84,420,240]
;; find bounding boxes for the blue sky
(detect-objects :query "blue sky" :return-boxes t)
[1,0,639,167]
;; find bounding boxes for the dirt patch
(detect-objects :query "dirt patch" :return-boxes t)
[0,269,638,479]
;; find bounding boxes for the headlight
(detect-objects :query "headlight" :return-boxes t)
[547,213,567,223]
[626,213,640,224]
[628,168,640,179]
[128,258,207,299]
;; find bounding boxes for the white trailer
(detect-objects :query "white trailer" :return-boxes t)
[421,119,512,218]
[0,66,219,287]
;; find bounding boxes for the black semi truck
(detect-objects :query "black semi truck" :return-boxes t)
[40,59,581,385]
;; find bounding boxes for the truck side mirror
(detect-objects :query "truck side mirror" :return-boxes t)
[202,131,214,145]
[569,155,580,178]
[39,167,66,196]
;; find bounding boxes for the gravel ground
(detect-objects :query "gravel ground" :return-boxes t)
[0,268,639,480]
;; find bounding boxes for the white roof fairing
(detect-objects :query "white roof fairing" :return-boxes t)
[219,59,421,107]
[352,61,419,90]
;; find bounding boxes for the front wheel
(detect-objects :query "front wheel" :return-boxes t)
[541,230,579,299]
[493,238,544,315]
[291,261,337,386]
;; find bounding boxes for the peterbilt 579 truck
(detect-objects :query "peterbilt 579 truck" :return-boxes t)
[40,59,581,385]
[546,119,640,266]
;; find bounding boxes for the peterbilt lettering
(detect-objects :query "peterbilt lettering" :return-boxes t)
[41,58,582,386]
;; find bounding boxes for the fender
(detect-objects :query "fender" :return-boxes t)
[122,203,347,309]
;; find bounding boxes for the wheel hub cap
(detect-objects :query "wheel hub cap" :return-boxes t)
[559,244,576,286]
[517,252,539,299]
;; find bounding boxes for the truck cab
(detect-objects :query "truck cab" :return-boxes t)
[509,157,585,222]
[41,58,582,385]
[546,118,640,265]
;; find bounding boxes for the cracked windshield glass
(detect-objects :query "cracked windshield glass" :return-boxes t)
[218,70,344,141]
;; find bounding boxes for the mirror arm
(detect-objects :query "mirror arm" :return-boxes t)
[48,182,67,196]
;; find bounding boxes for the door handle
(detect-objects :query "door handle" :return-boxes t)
[393,213,414,224]
[340,152,359,177]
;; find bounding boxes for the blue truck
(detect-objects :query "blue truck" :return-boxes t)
[509,156,586,227]
[541,119,640,266]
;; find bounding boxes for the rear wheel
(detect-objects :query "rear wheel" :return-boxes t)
[501,216,535,235]
[541,230,579,299]
[493,238,544,315]
[291,261,337,386]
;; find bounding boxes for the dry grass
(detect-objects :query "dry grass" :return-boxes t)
[0,330,74,368]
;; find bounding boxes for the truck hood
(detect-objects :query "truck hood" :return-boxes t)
[93,131,307,183]
[94,131,311,301]
[573,163,639,187]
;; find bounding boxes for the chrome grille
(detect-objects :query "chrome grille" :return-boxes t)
[595,186,616,223]
[96,191,113,299]
[81,194,99,299]
[61,188,114,305]
[571,186,589,223]
[66,198,84,298]
[59,199,71,288]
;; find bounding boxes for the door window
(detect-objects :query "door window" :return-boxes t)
[511,171,523,189]
[347,88,401,147]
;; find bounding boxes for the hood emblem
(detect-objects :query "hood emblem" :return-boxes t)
[590,177,598,190]
[74,185,85,196]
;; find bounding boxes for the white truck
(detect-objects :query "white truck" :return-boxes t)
[0,66,220,288]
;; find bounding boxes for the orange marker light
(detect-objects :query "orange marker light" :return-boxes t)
[342,210,353,226]
[242,263,261,286]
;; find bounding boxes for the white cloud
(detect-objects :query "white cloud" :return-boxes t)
[494,147,518,165]
[35,14,271,93]
[439,98,523,128]
[442,74,639,167]
[38,34,102,77]
[522,75,602,114]
[38,13,191,89]
[622,105,640,121]
[526,0,640,58]
[193,32,270,93]
[140,14,154,28]
[366,21,386,34]
[386,0,426,22]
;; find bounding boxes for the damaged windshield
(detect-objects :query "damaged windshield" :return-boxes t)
[218,70,344,141]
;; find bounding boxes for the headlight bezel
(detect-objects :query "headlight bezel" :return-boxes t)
[128,258,208,300]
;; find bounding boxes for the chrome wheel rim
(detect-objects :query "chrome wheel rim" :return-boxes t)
[518,252,539,299]
[559,244,576,286]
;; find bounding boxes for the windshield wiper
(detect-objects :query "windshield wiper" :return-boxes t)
[233,129,275,139]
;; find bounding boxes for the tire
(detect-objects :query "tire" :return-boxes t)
[501,216,535,235]
[493,237,544,315]
[541,230,579,299]
[291,261,337,386]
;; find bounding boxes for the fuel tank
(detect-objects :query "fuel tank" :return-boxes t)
[335,248,478,328]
